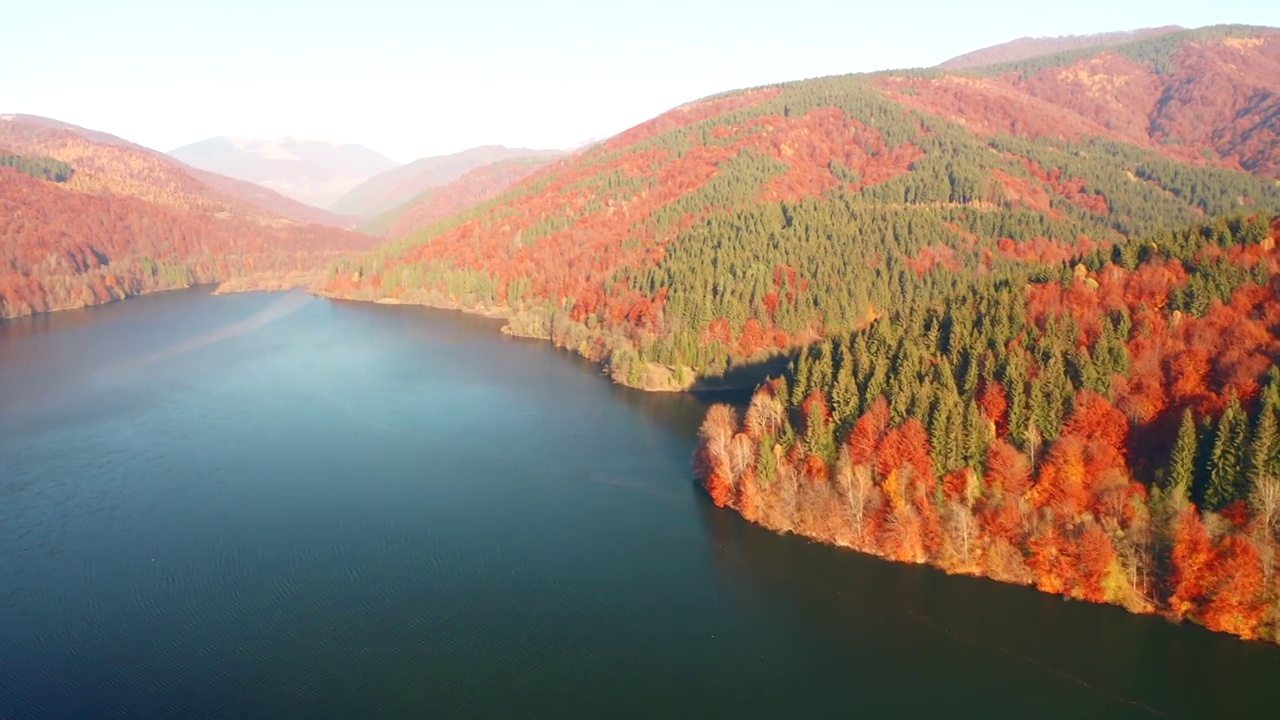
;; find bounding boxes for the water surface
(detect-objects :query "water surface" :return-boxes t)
[1,289,1277,718]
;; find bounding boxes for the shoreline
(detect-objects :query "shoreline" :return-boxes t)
[315,289,779,395]
[3,283,775,397]
[1,271,326,322]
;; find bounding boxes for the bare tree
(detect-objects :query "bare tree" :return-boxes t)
[745,389,784,439]
[700,404,738,469]
[1250,475,1280,587]
[946,500,979,572]
[834,447,875,545]
[728,433,754,482]
[1251,475,1280,543]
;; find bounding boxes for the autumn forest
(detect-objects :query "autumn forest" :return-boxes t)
[322,25,1280,645]
[4,24,1280,649]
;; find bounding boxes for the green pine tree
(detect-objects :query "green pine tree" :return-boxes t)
[1205,393,1249,510]
[1247,401,1279,490]
[1164,408,1197,503]
[830,348,860,428]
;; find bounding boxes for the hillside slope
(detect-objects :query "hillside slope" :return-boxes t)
[327,25,1280,389]
[0,119,377,318]
[330,145,564,219]
[896,24,1280,178]
[170,136,400,208]
[362,155,567,237]
[939,26,1184,69]
[696,213,1280,645]
[328,23,1280,647]
[0,116,354,228]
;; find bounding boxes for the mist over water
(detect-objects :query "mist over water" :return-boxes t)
[1,289,1276,719]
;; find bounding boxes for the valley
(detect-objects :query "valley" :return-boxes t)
[3,15,1280,718]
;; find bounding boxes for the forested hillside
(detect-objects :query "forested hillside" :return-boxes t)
[324,26,1280,645]
[362,155,566,237]
[327,25,1280,391]
[0,116,353,227]
[0,152,73,182]
[894,24,1280,178]
[330,146,564,219]
[939,26,1183,69]
[697,214,1280,644]
[0,120,377,319]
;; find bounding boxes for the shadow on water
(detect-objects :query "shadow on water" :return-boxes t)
[696,498,1280,718]
[689,352,794,395]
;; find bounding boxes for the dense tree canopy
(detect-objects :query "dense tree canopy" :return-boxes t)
[0,153,73,182]
[0,119,377,319]
[327,27,1280,391]
[322,28,1280,646]
[698,215,1280,644]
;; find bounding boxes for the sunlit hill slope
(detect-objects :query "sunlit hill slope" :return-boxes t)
[0,116,376,318]
[326,25,1280,391]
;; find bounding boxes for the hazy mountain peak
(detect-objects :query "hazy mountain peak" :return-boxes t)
[169,136,400,208]
[330,145,566,219]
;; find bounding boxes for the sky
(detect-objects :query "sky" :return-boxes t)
[4,0,1278,163]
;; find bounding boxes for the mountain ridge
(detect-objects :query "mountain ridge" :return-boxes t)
[0,117,377,318]
[330,145,565,219]
[362,155,570,237]
[326,23,1280,647]
[939,26,1186,69]
[169,136,400,209]
[1,115,355,227]
[327,25,1280,386]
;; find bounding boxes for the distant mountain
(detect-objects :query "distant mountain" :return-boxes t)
[0,116,377,318]
[940,26,1184,69]
[362,155,567,237]
[2,115,352,228]
[330,146,564,219]
[170,136,400,209]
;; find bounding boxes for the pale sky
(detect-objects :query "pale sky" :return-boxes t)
[4,0,1277,162]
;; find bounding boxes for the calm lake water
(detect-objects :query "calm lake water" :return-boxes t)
[1,289,1277,719]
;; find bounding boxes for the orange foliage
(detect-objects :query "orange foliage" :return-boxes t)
[876,419,933,482]
[0,117,347,226]
[603,89,782,153]
[381,158,560,238]
[984,439,1032,499]
[1075,522,1119,603]
[1062,391,1129,454]
[876,35,1280,178]
[1202,535,1269,639]
[802,453,829,484]
[1015,156,1110,215]
[1169,505,1215,620]
[978,382,1010,437]
[0,168,373,318]
[846,397,890,466]
[989,169,1057,215]
[1032,435,1091,516]
[1027,521,1076,595]
[737,318,767,357]
[905,244,963,275]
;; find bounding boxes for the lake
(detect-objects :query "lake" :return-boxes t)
[1,289,1277,719]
